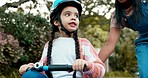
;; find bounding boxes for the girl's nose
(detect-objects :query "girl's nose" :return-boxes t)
[71,15,76,20]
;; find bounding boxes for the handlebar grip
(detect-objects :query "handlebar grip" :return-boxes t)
[47,65,73,71]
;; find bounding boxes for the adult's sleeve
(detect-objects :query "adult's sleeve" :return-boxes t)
[110,12,123,29]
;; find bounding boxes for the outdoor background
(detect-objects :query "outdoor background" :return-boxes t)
[0,0,139,78]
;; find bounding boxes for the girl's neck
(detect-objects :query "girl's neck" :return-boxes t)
[60,31,73,38]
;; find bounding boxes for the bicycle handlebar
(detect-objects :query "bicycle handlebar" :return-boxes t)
[32,62,73,72]
[23,62,87,78]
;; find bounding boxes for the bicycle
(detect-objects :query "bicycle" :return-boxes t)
[22,62,87,78]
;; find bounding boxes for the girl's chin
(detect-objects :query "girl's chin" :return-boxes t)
[68,30,77,32]
[67,28,78,32]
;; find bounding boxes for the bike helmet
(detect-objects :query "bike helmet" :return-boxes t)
[50,0,82,35]
[50,0,82,21]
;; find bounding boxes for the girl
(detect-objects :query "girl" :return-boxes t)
[19,0,105,78]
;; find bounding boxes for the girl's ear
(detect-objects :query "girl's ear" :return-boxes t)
[53,20,60,26]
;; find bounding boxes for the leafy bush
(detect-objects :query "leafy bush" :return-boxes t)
[105,71,138,77]
[0,31,24,75]
[109,28,138,75]
[0,7,51,63]
[0,7,50,77]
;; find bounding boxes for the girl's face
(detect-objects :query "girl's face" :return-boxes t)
[60,6,80,32]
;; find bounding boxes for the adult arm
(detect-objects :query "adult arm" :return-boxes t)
[98,27,121,62]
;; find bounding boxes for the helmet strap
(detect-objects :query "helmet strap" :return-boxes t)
[59,19,76,37]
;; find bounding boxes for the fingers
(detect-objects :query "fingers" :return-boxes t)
[19,64,29,75]
[28,63,34,66]
[72,59,87,71]
[19,63,34,75]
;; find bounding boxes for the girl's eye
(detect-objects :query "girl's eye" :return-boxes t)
[65,13,70,16]
[75,14,79,18]
[64,13,79,18]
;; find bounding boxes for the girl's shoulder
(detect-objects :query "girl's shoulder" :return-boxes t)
[78,38,90,43]
[78,38,92,46]
[44,41,49,48]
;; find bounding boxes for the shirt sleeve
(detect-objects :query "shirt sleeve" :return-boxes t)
[110,12,123,29]
[39,42,48,66]
[80,38,105,78]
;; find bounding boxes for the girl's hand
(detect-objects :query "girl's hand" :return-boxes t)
[19,63,34,75]
[72,59,87,71]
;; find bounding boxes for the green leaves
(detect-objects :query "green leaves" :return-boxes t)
[79,15,109,48]
[0,7,50,76]
[0,12,50,46]
[109,28,138,74]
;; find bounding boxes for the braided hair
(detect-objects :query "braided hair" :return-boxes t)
[46,6,80,78]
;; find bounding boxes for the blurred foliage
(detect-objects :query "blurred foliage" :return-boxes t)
[109,28,138,74]
[0,6,50,78]
[105,71,138,77]
[80,14,110,48]
[0,31,24,76]
[0,7,51,63]
[80,0,115,17]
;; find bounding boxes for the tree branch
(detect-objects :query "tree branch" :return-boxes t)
[2,0,30,8]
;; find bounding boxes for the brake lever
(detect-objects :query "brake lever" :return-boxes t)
[83,64,87,71]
